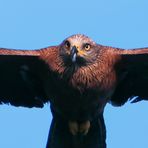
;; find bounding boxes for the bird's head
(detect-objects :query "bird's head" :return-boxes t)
[60,34,99,66]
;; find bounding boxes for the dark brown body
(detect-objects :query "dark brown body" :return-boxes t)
[0,34,148,148]
[39,46,119,122]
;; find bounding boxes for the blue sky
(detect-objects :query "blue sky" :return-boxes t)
[0,0,148,147]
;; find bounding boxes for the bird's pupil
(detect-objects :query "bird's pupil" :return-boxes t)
[85,44,90,50]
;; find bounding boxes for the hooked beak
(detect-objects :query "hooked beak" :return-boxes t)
[70,46,78,62]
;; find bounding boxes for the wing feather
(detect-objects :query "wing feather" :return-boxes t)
[111,48,148,106]
[0,48,48,108]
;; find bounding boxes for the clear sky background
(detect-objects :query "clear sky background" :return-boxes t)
[0,0,148,148]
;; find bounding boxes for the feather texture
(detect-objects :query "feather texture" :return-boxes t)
[1,35,148,148]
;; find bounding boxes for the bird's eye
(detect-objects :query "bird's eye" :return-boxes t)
[84,43,91,51]
[64,40,70,48]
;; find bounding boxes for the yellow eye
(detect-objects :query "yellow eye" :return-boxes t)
[84,43,91,51]
[65,40,70,48]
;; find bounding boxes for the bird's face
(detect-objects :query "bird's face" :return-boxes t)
[60,34,99,66]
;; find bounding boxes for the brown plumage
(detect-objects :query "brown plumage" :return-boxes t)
[0,34,148,148]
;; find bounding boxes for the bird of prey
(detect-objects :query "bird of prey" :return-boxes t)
[0,34,148,148]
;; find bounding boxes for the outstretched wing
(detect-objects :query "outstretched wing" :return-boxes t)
[0,48,49,108]
[46,111,106,148]
[111,48,148,106]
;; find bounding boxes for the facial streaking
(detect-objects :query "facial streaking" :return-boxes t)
[60,34,98,65]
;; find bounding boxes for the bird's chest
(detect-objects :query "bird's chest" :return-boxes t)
[48,76,102,120]
[46,69,101,99]
[44,67,116,120]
